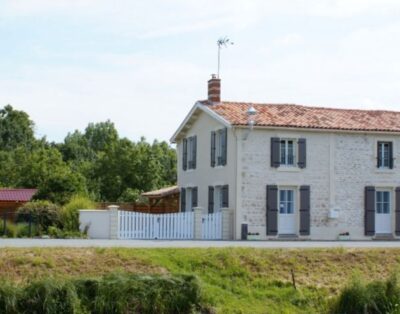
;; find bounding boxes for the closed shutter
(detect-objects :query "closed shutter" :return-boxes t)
[182,138,187,171]
[271,137,280,168]
[266,185,278,235]
[222,185,229,208]
[192,187,198,209]
[377,143,381,168]
[211,131,216,167]
[297,138,307,169]
[221,128,228,166]
[389,142,394,169]
[396,187,400,235]
[192,136,197,169]
[365,186,375,236]
[208,186,214,213]
[299,185,310,235]
[180,188,186,212]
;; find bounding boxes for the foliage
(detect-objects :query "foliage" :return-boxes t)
[17,200,61,234]
[0,221,17,237]
[331,274,400,314]
[0,105,177,203]
[61,195,95,232]
[0,221,38,238]
[0,273,202,314]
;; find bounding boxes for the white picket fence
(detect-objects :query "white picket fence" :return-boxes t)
[201,211,222,240]
[118,211,194,240]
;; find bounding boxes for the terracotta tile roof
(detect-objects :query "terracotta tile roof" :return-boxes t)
[0,189,38,202]
[203,101,400,133]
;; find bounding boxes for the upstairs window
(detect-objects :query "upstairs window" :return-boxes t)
[182,136,197,171]
[280,139,295,166]
[377,141,393,169]
[211,128,227,167]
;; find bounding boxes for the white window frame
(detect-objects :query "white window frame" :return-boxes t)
[376,190,391,214]
[280,139,296,166]
[378,142,390,169]
[215,129,224,166]
[279,189,295,214]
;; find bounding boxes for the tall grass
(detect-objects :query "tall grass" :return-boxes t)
[0,273,202,314]
[61,195,95,231]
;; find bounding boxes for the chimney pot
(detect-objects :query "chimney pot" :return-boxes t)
[208,74,221,103]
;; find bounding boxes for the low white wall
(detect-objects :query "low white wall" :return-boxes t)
[79,210,111,239]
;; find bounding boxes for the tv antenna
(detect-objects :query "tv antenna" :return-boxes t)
[217,37,234,78]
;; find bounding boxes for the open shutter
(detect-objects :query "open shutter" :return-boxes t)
[396,187,400,235]
[365,186,375,236]
[180,188,186,212]
[377,143,381,168]
[221,128,228,166]
[266,185,278,235]
[192,136,197,169]
[182,139,187,171]
[192,187,198,209]
[208,186,214,213]
[222,185,229,208]
[298,138,307,169]
[389,142,394,169]
[211,131,216,167]
[299,185,310,235]
[271,137,280,168]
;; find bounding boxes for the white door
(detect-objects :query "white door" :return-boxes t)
[278,189,296,234]
[375,191,392,234]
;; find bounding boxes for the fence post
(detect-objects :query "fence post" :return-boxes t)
[193,207,203,240]
[221,207,234,240]
[108,205,120,240]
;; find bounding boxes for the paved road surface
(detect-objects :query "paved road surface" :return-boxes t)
[1,239,400,248]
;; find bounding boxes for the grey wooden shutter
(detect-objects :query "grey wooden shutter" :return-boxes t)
[192,187,198,209]
[377,142,381,168]
[208,186,214,213]
[266,185,278,235]
[299,185,310,235]
[180,188,186,212]
[271,137,280,168]
[298,138,307,169]
[222,185,229,208]
[182,138,187,171]
[396,187,400,235]
[389,142,394,169]
[192,136,197,169]
[211,131,216,167]
[365,186,375,236]
[221,128,228,166]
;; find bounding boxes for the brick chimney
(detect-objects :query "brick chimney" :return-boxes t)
[208,74,221,103]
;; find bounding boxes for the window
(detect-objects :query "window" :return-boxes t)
[208,185,228,213]
[182,187,197,212]
[279,189,294,214]
[214,186,223,212]
[280,139,295,166]
[211,128,227,167]
[376,191,390,214]
[182,136,196,170]
[377,142,392,169]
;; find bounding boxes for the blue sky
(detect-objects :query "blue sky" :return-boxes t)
[1,0,400,143]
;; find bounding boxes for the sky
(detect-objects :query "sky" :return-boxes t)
[1,0,400,143]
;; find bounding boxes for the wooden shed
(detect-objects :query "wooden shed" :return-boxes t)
[0,189,38,219]
[141,186,179,213]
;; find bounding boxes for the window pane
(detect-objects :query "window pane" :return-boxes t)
[383,192,390,203]
[280,140,286,164]
[287,190,293,202]
[377,192,382,203]
[287,201,293,214]
[287,142,294,165]
[376,202,382,214]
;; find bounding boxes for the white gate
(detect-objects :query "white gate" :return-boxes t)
[118,211,194,240]
[201,212,222,239]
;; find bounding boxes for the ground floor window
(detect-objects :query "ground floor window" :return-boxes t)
[208,185,229,213]
[279,189,294,214]
[376,191,390,214]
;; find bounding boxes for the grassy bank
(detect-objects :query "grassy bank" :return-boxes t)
[1,247,400,313]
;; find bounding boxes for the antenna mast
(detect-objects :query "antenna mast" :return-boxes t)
[217,37,234,78]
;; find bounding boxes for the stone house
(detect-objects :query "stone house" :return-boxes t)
[171,76,400,240]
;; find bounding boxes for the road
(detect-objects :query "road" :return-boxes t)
[1,239,400,248]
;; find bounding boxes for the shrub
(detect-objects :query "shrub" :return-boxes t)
[19,279,82,314]
[61,195,95,232]
[0,281,19,314]
[17,200,61,234]
[0,221,17,237]
[332,274,400,314]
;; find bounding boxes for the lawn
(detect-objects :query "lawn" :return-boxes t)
[1,247,400,313]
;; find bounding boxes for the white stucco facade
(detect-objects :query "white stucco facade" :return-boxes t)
[175,105,400,240]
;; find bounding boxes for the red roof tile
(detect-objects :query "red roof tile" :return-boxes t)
[0,189,38,202]
[203,101,400,132]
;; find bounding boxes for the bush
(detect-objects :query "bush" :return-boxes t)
[0,221,17,237]
[61,195,95,232]
[17,200,61,234]
[332,274,400,314]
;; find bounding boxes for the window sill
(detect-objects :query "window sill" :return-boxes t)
[276,166,301,172]
[214,165,226,169]
[184,169,196,173]
[375,168,394,174]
